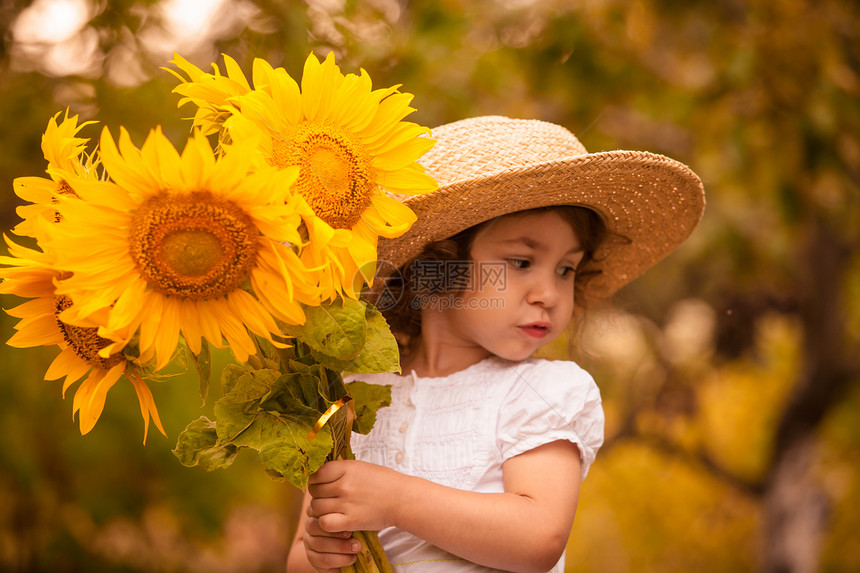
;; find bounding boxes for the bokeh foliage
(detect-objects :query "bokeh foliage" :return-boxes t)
[0,0,858,571]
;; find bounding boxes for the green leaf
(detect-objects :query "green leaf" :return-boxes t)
[218,393,333,489]
[306,303,401,374]
[277,370,325,412]
[348,304,401,373]
[171,338,189,370]
[213,397,260,444]
[256,412,333,489]
[172,416,240,471]
[221,364,247,396]
[252,335,296,370]
[227,367,278,402]
[214,367,281,443]
[305,348,356,372]
[172,337,391,489]
[253,336,279,362]
[207,363,336,489]
[191,339,211,406]
[346,381,392,435]
[281,359,347,410]
[317,366,349,405]
[282,298,367,361]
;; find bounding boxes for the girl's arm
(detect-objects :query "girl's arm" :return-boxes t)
[287,491,361,572]
[307,439,582,573]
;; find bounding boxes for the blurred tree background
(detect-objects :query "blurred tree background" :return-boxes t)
[0,0,857,571]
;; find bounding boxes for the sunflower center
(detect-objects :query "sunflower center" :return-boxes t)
[161,230,223,277]
[128,190,259,300]
[270,122,375,229]
[309,147,351,194]
[55,295,124,370]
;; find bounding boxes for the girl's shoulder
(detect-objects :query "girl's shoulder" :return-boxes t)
[511,356,594,379]
[495,357,604,479]
[345,356,595,387]
[497,357,600,403]
[492,356,599,396]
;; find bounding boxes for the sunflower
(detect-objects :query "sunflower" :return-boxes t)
[0,237,165,443]
[165,52,252,142]
[170,52,438,300]
[47,125,319,370]
[13,109,99,241]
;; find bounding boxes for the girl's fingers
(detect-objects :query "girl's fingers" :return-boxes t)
[304,530,360,555]
[307,497,345,521]
[319,512,350,534]
[305,516,351,538]
[305,546,357,572]
[303,518,360,571]
[307,481,335,499]
[308,460,349,485]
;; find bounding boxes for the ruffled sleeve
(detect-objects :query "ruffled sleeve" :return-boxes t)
[496,360,604,480]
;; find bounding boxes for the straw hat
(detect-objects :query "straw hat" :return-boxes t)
[376,115,705,300]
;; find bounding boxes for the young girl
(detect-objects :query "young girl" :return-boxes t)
[287,116,705,572]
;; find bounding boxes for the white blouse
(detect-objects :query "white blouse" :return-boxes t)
[348,356,604,573]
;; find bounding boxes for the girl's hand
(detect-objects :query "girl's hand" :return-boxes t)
[307,460,400,534]
[300,441,581,573]
[301,515,361,572]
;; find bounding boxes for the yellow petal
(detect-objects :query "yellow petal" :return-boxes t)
[211,299,254,362]
[7,313,64,348]
[377,163,438,195]
[264,62,302,125]
[178,299,203,355]
[45,346,89,386]
[5,296,55,320]
[73,363,124,435]
[107,278,148,332]
[154,297,182,370]
[223,53,251,91]
[227,289,278,338]
[129,371,167,444]
[359,92,416,143]
[137,290,164,359]
[361,194,417,238]
[195,300,226,349]
[371,132,436,171]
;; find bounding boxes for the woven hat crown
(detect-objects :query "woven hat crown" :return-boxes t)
[421,116,589,187]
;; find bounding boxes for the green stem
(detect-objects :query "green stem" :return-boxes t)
[343,530,392,573]
[367,530,394,573]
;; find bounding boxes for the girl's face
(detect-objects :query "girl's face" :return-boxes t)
[434,210,584,362]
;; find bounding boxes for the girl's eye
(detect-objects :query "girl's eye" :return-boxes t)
[506,258,530,270]
[557,265,576,278]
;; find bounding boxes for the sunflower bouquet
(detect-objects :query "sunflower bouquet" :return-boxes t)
[0,52,436,573]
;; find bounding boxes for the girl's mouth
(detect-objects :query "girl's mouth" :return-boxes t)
[518,323,552,339]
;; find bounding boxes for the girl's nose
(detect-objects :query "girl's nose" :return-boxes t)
[526,273,560,307]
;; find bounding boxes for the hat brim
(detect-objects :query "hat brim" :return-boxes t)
[377,149,705,300]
